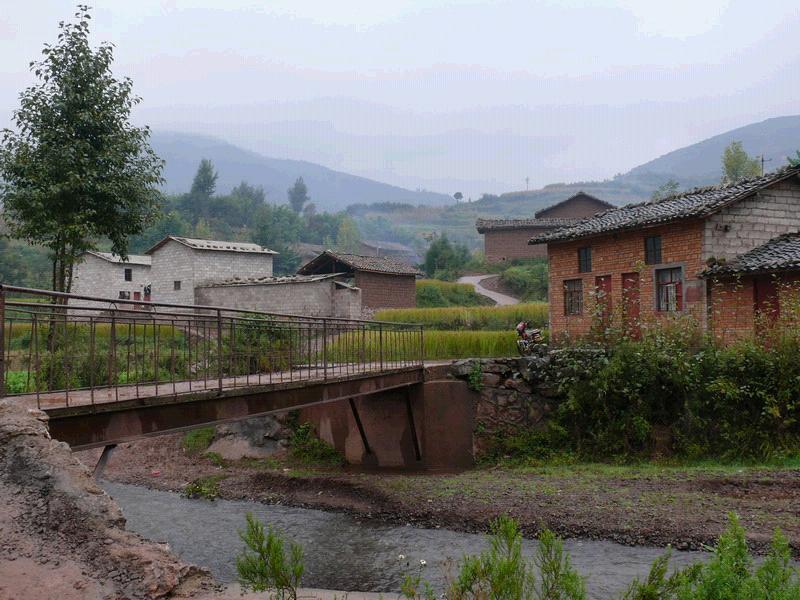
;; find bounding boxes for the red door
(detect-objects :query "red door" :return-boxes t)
[595,275,612,321]
[754,276,779,326]
[622,272,640,338]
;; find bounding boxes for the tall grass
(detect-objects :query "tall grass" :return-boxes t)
[326,329,517,361]
[375,303,548,331]
[416,279,494,308]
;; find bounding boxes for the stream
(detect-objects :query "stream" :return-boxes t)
[103,481,709,598]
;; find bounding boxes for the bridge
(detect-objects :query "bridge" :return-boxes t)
[0,285,435,459]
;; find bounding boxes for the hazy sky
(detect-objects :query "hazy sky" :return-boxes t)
[1,1,799,194]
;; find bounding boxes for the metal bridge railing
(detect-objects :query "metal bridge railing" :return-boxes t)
[0,285,424,409]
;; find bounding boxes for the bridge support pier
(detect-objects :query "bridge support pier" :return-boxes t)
[93,444,117,480]
[300,377,476,469]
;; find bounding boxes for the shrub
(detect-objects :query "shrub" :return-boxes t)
[289,422,344,465]
[183,475,225,500]
[182,427,216,455]
[236,513,304,599]
[500,260,549,302]
[416,279,493,308]
[4,370,33,393]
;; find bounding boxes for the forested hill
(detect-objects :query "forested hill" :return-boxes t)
[150,131,453,211]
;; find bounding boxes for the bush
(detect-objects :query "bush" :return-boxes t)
[416,279,493,308]
[237,514,304,599]
[183,475,225,500]
[500,260,549,301]
[289,423,343,465]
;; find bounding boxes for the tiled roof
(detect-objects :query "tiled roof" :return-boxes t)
[85,251,151,266]
[298,250,421,276]
[529,167,800,245]
[476,217,579,233]
[146,236,277,255]
[361,239,416,253]
[533,191,615,218]
[702,232,800,277]
[201,273,345,287]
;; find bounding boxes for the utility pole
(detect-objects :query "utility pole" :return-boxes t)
[760,155,773,176]
[525,176,529,190]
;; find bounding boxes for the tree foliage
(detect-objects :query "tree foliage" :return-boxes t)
[334,217,362,253]
[721,141,760,184]
[787,150,800,167]
[288,177,310,214]
[423,234,470,279]
[0,5,163,292]
[650,179,680,201]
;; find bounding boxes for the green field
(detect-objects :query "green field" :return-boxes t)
[375,302,548,331]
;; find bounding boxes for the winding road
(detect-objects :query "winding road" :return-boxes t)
[457,274,520,306]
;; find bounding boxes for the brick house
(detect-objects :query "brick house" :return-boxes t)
[145,236,277,305]
[297,250,420,311]
[195,273,362,319]
[529,167,800,340]
[71,252,152,310]
[702,232,800,342]
[477,192,613,263]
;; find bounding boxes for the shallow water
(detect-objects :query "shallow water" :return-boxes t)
[103,481,708,599]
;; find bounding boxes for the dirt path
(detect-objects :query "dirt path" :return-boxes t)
[95,435,800,558]
[458,274,519,305]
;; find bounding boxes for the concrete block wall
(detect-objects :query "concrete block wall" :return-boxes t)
[195,279,362,318]
[149,240,274,306]
[703,180,800,260]
[71,254,151,312]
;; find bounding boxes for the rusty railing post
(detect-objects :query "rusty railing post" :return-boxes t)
[419,325,425,365]
[322,319,328,380]
[379,324,384,371]
[0,286,5,398]
[217,309,223,392]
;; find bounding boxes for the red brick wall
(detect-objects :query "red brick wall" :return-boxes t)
[484,228,551,263]
[536,196,610,219]
[355,271,416,310]
[708,273,800,344]
[547,220,707,339]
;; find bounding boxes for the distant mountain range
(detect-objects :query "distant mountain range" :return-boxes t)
[150,131,453,211]
[463,115,800,218]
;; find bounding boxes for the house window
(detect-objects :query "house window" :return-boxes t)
[655,267,682,312]
[563,279,583,315]
[118,291,131,300]
[645,235,662,265]
[124,268,132,282]
[173,280,182,291]
[578,247,592,273]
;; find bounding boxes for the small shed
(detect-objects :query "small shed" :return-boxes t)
[297,250,420,311]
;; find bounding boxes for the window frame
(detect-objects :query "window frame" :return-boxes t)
[118,291,131,300]
[123,267,133,282]
[173,280,182,291]
[577,246,592,273]
[563,278,584,316]
[644,235,662,265]
[655,266,683,312]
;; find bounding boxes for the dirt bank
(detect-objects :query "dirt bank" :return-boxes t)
[96,433,800,558]
[0,400,222,600]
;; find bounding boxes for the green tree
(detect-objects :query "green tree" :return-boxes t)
[721,141,761,184]
[787,150,800,167]
[334,217,362,253]
[423,234,470,279]
[180,159,218,223]
[651,179,680,201]
[236,513,304,599]
[0,5,163,293]
[252,204,305,275]
[288,177,310,214]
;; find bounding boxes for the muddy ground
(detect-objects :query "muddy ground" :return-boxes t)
[93,433,800,558]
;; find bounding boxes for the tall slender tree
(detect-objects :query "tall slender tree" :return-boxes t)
[721,141,761,184]
[0,5,163,293]
[288,177,310,214]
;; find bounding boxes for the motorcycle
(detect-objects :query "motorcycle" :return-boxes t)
[515,321,544,356]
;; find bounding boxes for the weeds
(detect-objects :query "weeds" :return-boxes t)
[183,475,225,500]
[289,422,344,466]
[467,362,483,392]
[182,427,215,455]
[236,513,304,600]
